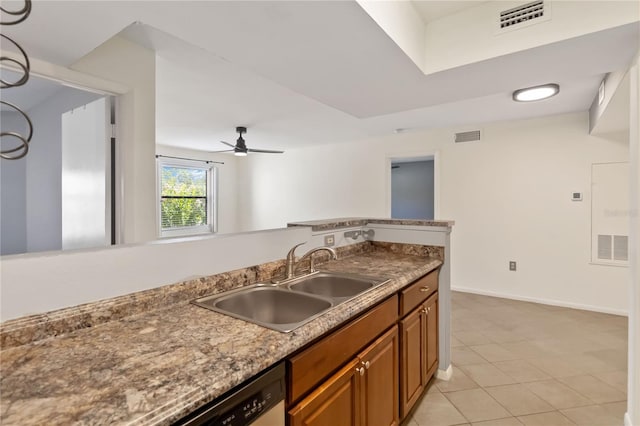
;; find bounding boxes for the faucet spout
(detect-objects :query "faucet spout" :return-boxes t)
[281,244,338,282]
[298,246,338,274]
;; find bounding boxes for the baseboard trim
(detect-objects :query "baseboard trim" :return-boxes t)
[436,365,453,381]
[625,412,632,426]
[451,286,629,317]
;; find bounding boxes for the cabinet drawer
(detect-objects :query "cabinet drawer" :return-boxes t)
[288,295,398,404]
[399,270,438,318]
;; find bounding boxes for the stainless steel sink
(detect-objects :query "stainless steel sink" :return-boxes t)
[287,272,389,302]
[193,286,334,333]
[193,272,389,333]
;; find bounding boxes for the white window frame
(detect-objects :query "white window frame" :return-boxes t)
[156,157,218,238]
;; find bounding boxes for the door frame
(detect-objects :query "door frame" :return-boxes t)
[386,150,441,219]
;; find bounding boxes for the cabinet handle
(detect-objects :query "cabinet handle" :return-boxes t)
[356,367,365,376]
[420,286,430,292]
[420,307,428,314]
[364,361,370,369]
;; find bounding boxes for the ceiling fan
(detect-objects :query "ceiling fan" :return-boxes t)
[213,126,284,156]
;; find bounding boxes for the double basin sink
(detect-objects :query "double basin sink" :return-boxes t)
[193,272,390,332]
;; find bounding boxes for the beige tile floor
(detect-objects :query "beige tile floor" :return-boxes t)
[405,291,628,426]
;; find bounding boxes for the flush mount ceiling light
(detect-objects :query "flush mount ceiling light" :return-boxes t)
[512,83,559,102]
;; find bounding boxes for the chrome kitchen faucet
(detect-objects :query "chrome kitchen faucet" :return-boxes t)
[284,243,338,280]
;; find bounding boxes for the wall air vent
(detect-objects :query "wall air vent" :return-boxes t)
[613,235,628,261]
[597,234,629,262]
[597,235,612,260]
[500,0,545,29]
[454,130,481,143]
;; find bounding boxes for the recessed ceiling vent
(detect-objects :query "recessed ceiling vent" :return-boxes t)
[500,1,545,29]
[454,130,481,143]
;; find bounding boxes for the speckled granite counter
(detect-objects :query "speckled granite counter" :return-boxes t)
[0,246,441,426]
[288,217,455,231]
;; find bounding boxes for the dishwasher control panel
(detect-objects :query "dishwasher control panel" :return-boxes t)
[174,362,285,426]
[219,380,282,426]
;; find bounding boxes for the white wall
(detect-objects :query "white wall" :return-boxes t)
[0,112,27,255]
[237,140,388,231]
[239,112,630,314]
[25,88,103,253]
[71,36,157,245]
[625,52,639,426]
[156,145,240,235]
[0,226,310,321]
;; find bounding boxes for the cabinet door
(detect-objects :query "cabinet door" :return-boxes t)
[399,308,425,419]
[359,326,399,426]
[425,293,439,381]
[289,358,361,426]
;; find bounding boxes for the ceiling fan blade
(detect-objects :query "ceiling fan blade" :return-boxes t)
[220,140,236,148]
[247,148,284,154]
[208,149,235,153]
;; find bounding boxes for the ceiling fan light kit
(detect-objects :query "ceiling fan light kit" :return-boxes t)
[212,126,284,156]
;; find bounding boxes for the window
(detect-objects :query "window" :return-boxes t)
[157,158,217,237]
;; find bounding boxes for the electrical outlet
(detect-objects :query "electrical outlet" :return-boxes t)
[509,261,517,271]
[324,234,335,246]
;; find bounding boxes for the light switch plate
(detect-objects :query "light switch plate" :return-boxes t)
[509,261,517,271]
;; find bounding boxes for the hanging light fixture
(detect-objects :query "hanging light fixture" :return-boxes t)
[512,83,560,102]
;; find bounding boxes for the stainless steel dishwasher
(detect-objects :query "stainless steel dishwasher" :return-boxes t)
[174,362,285,426]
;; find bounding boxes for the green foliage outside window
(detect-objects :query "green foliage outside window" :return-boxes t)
[160,166,208,229]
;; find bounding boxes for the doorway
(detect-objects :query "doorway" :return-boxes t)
[390,156,437,220]
[0,69,119,255]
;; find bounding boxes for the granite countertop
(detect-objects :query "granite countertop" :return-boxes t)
[288,217,455,231]
[0,251,441,426]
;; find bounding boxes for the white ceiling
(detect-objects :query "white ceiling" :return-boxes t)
[2,1,638,152]
[411,1,488,23]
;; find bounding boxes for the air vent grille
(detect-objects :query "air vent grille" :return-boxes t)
[597,234,629,261]
[500,0,544,29]
[597,235,612,260]
[454,130,481,143]
[613,235,628,261]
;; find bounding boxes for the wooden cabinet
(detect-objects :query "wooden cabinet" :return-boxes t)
[425,293,439,378]
[288,296,398,404]
[360,327,399,426]
[289,327,399,426]
[399,292,438,419]
[399,305,425,417]
[287,267,441,426]
[289,358,361,426]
